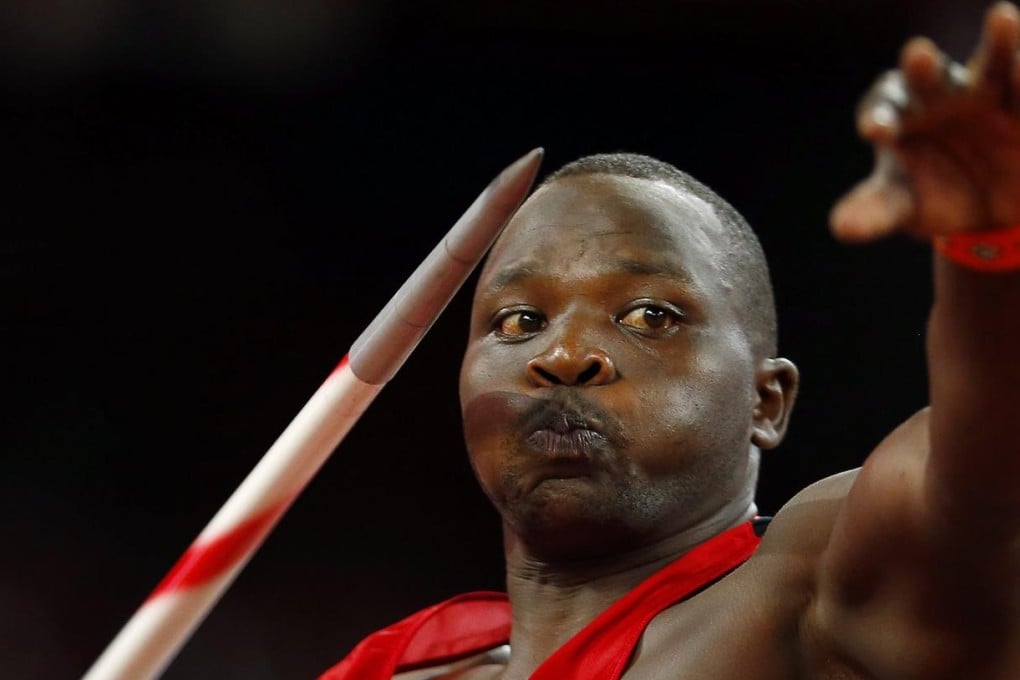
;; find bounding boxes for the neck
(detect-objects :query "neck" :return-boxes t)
[498,498,756,677]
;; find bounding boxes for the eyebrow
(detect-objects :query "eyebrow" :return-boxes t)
[483,258,695,294]
[484,264,540,293]
[614,258,693,282]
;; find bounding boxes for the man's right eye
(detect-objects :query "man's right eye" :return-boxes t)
[494,309,546,338]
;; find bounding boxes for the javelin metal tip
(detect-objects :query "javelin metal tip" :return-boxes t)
[349,148,545,384]
[494,147,544,191]
[446,147,544,263]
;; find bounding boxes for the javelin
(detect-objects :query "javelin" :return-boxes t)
[83,148,544,680]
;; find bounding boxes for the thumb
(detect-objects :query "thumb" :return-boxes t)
[829,154,915,243]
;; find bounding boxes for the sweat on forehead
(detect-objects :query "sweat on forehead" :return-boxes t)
[481,173,725,281]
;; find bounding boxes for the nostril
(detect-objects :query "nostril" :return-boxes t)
[527,351,614,387]
[577,361,602,384]
[532,365,563,385]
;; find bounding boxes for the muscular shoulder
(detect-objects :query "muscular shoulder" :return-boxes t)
[755,468,859,564]
[626,471,862,678]
[762,407,931,567]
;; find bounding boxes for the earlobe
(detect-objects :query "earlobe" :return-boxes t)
[750,357,799,450]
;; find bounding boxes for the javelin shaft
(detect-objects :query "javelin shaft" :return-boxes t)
[83,148,543,680]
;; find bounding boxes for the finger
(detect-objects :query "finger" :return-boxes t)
[856,71,906,144]
[968,1,1020,101]
[830,180,913,243]
[895,142,985,235]
[901,37,954,107]
[1012,49,1020,111]
[829,155,915,243]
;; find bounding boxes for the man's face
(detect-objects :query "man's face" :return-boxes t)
[459,175,759,558]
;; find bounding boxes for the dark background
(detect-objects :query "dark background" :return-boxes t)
[2,0,989,677]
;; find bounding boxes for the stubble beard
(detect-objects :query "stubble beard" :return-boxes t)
[494,463,717,563]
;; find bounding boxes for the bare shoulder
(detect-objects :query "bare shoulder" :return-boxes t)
[626,471,865,679]
[801,407,1020,678]
[756,467,860,561]
[630,412,940,678]
[767,407,931,568]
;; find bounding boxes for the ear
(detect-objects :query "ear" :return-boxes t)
[750,357,799,450]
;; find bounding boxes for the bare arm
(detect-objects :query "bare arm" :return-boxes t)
[927,255,1020,535]
[809,2,1020,674]
[830,0,1020,537]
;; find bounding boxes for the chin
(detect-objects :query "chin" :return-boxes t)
[501,485,652,561]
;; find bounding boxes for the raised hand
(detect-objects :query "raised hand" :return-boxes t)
[830,1,1020,242]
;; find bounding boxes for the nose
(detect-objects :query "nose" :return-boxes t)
[526,344,617,387]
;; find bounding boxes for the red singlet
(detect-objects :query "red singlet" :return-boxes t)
[320,521,762,679]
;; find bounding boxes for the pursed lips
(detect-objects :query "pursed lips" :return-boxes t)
[526,427,609,458]
[523,411,611,459]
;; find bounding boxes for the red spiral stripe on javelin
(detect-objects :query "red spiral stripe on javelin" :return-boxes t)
[148,499,289,601]
[331,354,350,376]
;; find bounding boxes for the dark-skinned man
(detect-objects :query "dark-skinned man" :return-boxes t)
[322,2,1020,677]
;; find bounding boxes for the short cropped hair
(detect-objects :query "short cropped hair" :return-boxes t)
[541,152,778,358]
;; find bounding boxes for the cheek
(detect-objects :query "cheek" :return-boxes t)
[624,384,704,474]
[460,342,517,399]
[459,389,533,501]
[621,362,754,475]
[462,390,517,450]
[674,357,756,456]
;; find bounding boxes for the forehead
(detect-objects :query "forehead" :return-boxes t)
[478,174,728,289]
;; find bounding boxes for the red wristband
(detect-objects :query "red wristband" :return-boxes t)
[933,224,1020,272]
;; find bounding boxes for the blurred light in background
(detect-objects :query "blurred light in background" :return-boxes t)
[1,0,376,88]
[0,0,990,91]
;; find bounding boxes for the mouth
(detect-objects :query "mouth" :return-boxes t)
[522,406,612,459]
[525,427,610,458]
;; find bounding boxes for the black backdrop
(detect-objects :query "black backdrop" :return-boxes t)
[4,0,986,676]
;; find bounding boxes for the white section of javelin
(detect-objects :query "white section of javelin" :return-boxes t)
[82,362,382,680]
[201,363,380,539]
[83,579,225,680]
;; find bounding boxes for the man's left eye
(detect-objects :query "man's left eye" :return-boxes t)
[617,304,682,332]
